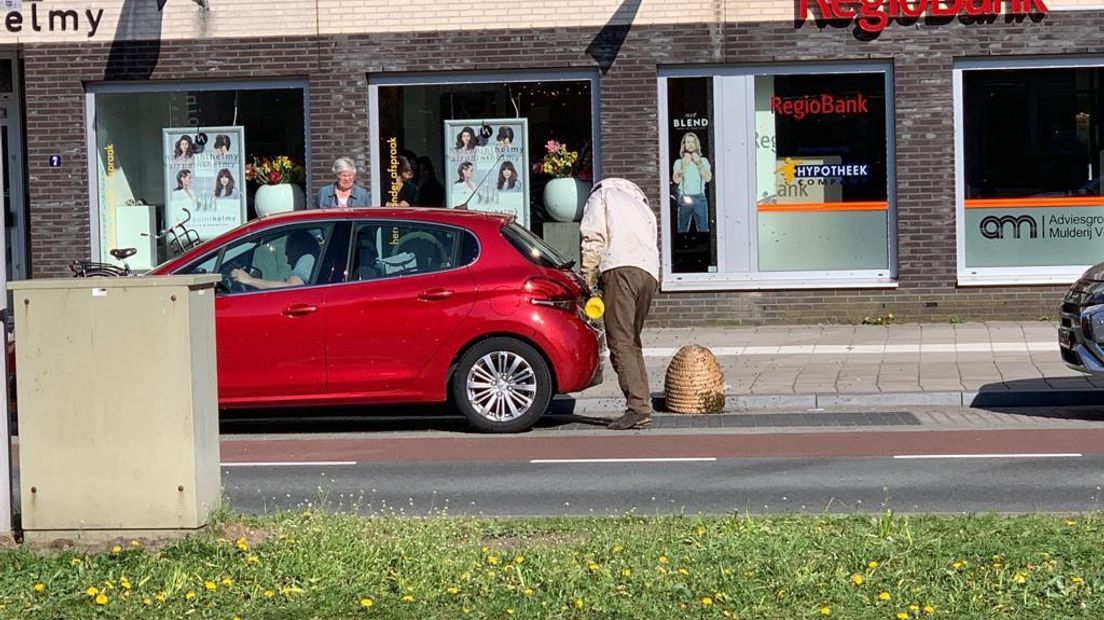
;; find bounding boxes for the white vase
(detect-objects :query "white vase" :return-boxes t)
[255,184,305,217]
[543,177,591,223]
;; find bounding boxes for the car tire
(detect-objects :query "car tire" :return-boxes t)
[451,337,553,433]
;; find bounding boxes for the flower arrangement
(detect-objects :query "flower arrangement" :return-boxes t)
[246,156,306,186]
[533,140,580,178]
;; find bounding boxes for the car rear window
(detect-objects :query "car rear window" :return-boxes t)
[502,222,573,270]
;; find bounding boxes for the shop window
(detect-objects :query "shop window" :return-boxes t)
[350,222,471,281]
[661,67,894,289]
[959,64,1104,278]
[371,76,597,239]
[90,83,307,270]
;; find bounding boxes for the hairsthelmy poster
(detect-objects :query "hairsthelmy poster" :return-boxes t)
[443,118,530,228]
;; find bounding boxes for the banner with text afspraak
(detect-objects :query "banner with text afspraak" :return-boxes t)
[163,126,247,243]
[444,118,530,228]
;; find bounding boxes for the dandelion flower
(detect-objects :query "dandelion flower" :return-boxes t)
[447,586,460,595]
[820,607,831,616]
[514,555,524,564]
[678,568,689,576]
[86,586,99,597]
[264,591,274,598]
[235,537,249,551]
[897,613,908,620]
[1013,573,1027,584]
[952,561,965,570]
[120,578,132,590]
[155,592,167,603]
[488,555,500,565]
[33,583,45,593]
[507,609,514,615]
[851,574,864,585]
[142,597,151,605]
[70,558,82,567]
[185,591,197,600]
[130,540,141,548]
[1073,577,1084,584]
[588,562,600,572]
[1067,520,1077,526]
[879,592,891,601]
[222,577,234,587]
[659,555,669,564]
[924,605,935,614]
[360,597,374,608]
[111,545,122,554]
[909,605,920,612]
[575,598,584,609]
[402,594,414,602]
[246,555,259,564]
[612,545,623,553]
[205,581,217,591]
[621,568,632,577]
[523,588,535,597]
[701,597,713,607]
[868,561,879,569]
[95,593,108,605]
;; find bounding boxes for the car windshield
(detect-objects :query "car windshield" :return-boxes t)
[502,221,573,270]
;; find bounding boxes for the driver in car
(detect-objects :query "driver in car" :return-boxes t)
[230,230,319,290]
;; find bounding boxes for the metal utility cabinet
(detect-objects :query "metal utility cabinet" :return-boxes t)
[9,275,221,543]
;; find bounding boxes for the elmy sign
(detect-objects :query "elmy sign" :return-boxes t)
[799,0,1050,34]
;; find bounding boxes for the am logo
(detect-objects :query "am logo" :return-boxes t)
[979,215,1038,240]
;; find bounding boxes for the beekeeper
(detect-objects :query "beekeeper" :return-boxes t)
[580,178,661,431]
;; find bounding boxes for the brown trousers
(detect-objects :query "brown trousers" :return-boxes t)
[601,266,658,415]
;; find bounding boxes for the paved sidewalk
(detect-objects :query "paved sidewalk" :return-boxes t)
[562,321,1104,412]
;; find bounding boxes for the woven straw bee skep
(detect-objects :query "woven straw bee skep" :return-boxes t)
[664,345,726,414]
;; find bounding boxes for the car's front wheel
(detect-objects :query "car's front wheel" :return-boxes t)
[452,337,553,433]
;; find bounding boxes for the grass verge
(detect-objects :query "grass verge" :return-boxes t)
[1,510,1102,618]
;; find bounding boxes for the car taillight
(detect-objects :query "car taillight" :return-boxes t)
[524,276,577,311]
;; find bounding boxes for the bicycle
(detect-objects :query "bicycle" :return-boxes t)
[70,209,203,277]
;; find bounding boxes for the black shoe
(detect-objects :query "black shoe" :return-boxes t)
[608,411,652,430]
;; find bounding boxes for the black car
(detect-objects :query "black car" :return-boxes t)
[1059,263,1104,373]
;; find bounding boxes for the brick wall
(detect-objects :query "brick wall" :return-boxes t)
[21,11,1104,325]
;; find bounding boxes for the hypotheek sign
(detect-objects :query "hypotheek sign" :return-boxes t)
[799,0,1049,34]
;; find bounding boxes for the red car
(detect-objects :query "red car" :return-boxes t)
[149,208,602,433]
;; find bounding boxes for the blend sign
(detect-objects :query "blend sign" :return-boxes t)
[799,0,1049,34]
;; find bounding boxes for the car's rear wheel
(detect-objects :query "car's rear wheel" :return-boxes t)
[452,337,552,433]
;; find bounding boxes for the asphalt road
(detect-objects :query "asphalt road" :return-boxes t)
[219,427,1104,516]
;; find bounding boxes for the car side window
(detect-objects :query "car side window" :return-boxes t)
[349,222,472,282]
[216,223,335,294]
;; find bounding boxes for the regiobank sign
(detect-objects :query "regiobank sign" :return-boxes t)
[799,0,1049,34]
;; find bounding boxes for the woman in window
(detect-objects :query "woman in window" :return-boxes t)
[214,168,238,199]
[672,131,712,233]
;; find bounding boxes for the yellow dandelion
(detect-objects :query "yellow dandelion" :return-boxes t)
[488,555,500,565]
[659,555,669,564]
[523,588,535,597]
[514,555,525,564]
[507,609,515,615]
[621,568,632,577]
[868,561,879,569]
[924,605,935,614]
[205,581,217,591]
[32,583,45,593]
[575,598,584,609]
[588,562,600,572]
[263,590,274,598]
[820,607,831,616]
[1073,576,1084,584]
[155,592,167,603]
[897,613,909,620]
[909,605,920,612]
[851,574,864,585]
[120,578,132,590]
[701,596,713,607]
[143,597,151,605]
[723,612,733,618]
[130,540,141,547]
[447,586,460,595]
[360,597,374,608]
[402,594,414,602]
[1067,520,1077,526]
[222,577,234,587]
[952,561,965,570]
[233,617,241,620]
[235,537,249,551]
[879,591,892,601]
[111,545,122,554]
[678,568,690,575]
[612,544,623,553]
[95,593,108,605]
[185,591,197,600]
[70,558,82,567]
[1013,573,1027,584]
[86,586,99,597]
[696,526,705,536]
[246,555,260,564]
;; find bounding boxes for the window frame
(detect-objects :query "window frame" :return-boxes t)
[954,57,1104,286]
[658,62,898,292]
[366,70,601,208]
[84,78,312,264]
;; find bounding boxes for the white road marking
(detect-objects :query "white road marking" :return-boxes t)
[222,461,358,467]
[530,457,717,464]
[637,342,1058,357]
[893,453,1081,460]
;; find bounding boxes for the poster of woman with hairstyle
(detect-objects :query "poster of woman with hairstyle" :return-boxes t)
[164,126,247,242]
[443,118,530,227]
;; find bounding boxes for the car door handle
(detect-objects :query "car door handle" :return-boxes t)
[282,303,318,317]
[417,288,454,302]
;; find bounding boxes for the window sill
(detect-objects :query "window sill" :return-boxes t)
[957,274,1080,287]
[661,277,899,292]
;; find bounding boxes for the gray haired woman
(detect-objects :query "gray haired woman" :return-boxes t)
[315,157,370,209]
